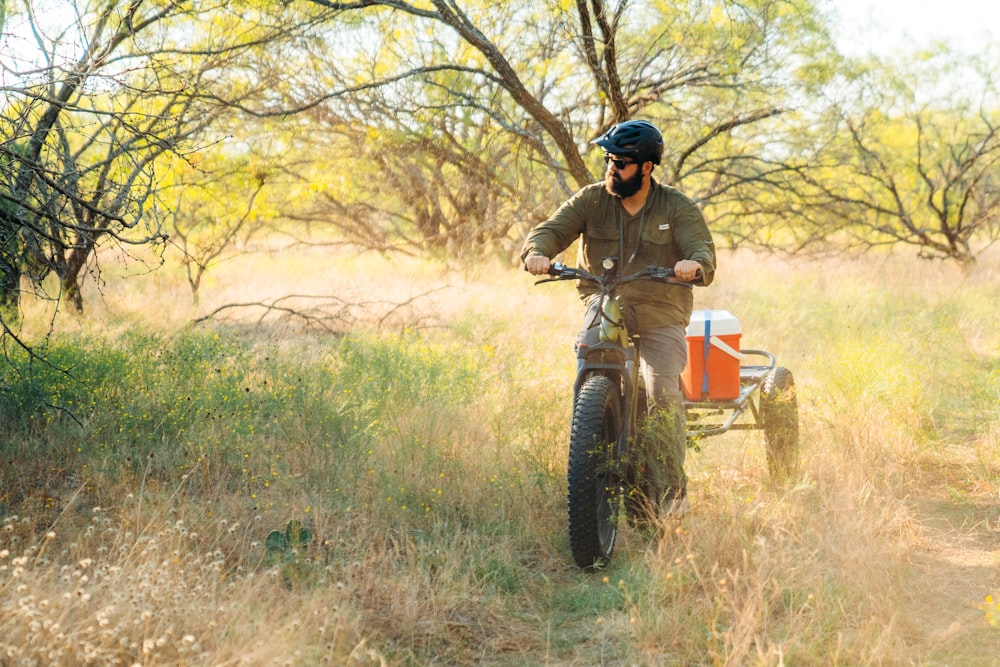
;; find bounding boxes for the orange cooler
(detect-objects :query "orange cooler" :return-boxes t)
[682,309,742,401]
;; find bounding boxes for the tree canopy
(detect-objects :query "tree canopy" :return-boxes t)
[1,0,997,328]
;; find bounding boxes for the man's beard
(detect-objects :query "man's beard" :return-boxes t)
[605,168,643,198]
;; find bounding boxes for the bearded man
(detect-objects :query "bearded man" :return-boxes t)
[521,120,716,520]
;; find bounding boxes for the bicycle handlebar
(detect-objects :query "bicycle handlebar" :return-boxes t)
[538,261,700,289]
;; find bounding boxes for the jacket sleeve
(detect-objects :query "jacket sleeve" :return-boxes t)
[519,188,591,262]
[673,199,717,286]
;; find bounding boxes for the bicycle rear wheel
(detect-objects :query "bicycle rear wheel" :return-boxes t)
[567,374,624,569]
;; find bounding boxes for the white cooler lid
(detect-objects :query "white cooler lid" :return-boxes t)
[686,309,741,336]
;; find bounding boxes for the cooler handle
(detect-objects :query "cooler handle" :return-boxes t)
[709,335,744,360]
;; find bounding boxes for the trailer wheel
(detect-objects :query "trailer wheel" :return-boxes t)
[761,367,799,480]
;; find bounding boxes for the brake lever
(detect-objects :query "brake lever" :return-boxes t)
[647,266,702,288]
[533,261,571,284]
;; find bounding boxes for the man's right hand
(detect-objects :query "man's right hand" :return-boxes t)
[524,255,552,275]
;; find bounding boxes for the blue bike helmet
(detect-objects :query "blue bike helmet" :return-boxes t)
[591,120,664,165]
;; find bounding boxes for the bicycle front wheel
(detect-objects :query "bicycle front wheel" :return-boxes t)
[567,374,624,569]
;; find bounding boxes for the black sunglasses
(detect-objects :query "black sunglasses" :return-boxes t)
[603,155,637,170]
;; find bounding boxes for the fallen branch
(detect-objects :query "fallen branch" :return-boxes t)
[191,287,451,333]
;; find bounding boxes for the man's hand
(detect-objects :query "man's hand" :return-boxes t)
[524,255,552,276]
[673,259,701,281]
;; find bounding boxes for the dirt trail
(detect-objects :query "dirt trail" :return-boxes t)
[908,491,1000,663]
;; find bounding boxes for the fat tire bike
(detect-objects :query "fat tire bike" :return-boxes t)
[536,258,799,570]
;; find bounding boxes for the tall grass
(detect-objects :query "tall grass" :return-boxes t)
[1,247,998,665]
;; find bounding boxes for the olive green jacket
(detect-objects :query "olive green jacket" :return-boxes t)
[520,179,716,329]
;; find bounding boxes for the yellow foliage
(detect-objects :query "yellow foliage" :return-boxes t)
[985,595,1000,629]
[709,5,727,27]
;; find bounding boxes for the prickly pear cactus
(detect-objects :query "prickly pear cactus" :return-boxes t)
[263,519,314,588]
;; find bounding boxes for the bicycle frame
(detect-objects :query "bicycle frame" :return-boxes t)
[572,293,642,460]
[540,257,694,461]
[537,258,702,568]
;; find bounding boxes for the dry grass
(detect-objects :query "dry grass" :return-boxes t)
[1,244,999,665]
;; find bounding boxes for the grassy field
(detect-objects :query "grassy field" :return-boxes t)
[1,245,998,665]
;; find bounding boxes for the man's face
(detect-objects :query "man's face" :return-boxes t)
[603,154,644,198]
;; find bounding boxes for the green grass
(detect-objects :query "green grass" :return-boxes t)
[1,247,999,665]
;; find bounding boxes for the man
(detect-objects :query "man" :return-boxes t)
[521,119,716,520]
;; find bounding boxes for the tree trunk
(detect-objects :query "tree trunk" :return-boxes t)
[61,277,84,315]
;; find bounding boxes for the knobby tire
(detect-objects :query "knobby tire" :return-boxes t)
[567,374,624,569]
[761,366,800,480]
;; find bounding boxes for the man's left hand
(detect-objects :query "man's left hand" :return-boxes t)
[673,260,702,281]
